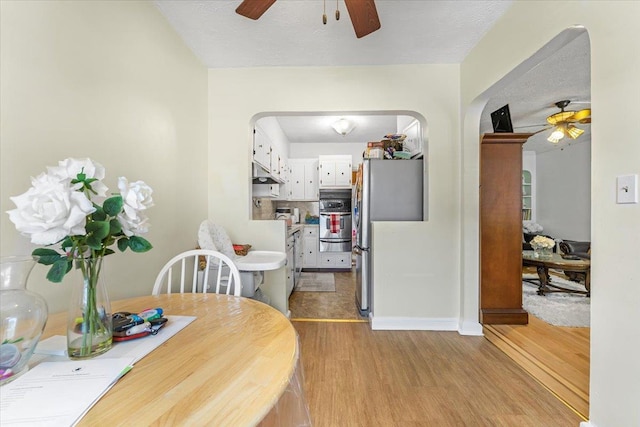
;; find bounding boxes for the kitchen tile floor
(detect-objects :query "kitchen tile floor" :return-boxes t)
[288,270,367,320]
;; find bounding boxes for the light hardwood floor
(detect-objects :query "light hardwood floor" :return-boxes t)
[484,314,590,418]
[294,321,583,426]
[289,270,589,424]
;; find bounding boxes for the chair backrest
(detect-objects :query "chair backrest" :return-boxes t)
[152,249,242,296]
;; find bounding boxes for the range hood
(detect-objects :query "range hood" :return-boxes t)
[252,176,279,184]
[252,163,281,185]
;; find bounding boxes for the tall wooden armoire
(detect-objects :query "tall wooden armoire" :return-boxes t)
[480,133,533,324]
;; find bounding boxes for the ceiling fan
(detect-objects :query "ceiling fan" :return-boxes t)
[515,100,591,143]
[235,0,381,39]
[542,100,591,143]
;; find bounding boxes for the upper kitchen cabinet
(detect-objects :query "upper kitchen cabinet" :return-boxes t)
[252,123,289,198]
[318,155,352,188]
[270,146,282,180]
[253,126,271,171]
[289,159,319,201]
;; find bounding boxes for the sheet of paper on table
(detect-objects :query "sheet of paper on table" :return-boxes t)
[33,315,196,364]
[0,357,134,427]
[4,315,198,426]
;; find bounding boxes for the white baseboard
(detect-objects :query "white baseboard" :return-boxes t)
[579,421,595,427]
[371,316,458,331]
[458,320,484,336]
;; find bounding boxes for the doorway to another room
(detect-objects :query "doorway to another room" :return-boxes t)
[474,27,591,419]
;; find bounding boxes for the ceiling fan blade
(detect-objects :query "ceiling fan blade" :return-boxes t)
[530,126,551,136]
[572,108,591,122]
[344,0,381,38]
[236,0,276,20]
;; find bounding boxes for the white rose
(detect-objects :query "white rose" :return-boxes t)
[7,172,96,245]
[118,177,153,213]
[48,158,108,196]
[116,177,153,236]
[118,210,151,237]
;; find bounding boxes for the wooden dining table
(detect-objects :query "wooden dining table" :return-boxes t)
[40,293,311,426]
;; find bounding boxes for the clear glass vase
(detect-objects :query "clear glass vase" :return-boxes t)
[67,256,112,359]
[0,256,49,385]
[533,246,553,259]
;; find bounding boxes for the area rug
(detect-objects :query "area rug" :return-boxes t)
[522,274,590,327]
[295,273,336,292]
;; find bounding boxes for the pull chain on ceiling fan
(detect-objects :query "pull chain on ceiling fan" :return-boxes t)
[235,0,381,38]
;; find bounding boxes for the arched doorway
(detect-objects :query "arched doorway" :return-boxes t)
[463,27,591,418]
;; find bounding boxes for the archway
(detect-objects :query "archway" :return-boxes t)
[461,26,591,417]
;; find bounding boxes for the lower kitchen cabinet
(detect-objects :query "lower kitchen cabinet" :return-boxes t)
[302,225,318,268]
[286,233,295,298]
[319,252,352,269]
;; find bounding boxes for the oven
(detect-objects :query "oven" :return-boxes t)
[319,190,352,253]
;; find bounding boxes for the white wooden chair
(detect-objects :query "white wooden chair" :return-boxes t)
[152,249,242,296]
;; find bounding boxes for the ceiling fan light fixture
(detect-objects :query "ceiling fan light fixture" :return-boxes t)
[548,128,565,143]
[566,125,584,139]
[331,118,356,135]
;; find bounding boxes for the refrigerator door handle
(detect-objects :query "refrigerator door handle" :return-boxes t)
[320,238,351,243]
[352,244,368,255]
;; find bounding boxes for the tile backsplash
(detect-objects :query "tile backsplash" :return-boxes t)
[251,198,319,222]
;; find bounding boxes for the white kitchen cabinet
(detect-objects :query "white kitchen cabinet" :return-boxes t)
[319,252,352,269]
[253,126,271,171]
[319,155,352,188]
[286,233,295,298]
[289,159,319,201]
[252,184,279,198]
[302,225,319,268]
[270,146,282,182]
[294,230,303,279]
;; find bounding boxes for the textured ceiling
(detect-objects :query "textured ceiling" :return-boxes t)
[480,32,591,154]
[153,0,513,67]
[155,1,590,153]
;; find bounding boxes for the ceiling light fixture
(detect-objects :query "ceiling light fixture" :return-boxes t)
[547,127,565,144]
[331,118,356,135]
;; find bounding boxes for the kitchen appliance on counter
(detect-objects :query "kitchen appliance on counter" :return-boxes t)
[353,159,424,316]
[275,207,292,227]
[319,190,352,253]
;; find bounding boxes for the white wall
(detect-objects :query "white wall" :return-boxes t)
[208,65,461,323]
[0,1,208,313]
[537,142,591,241]
[461,2,640,425]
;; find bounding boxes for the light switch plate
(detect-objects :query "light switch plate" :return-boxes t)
[616,174,638,204]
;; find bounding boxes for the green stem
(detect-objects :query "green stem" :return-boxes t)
[78,256,105,357]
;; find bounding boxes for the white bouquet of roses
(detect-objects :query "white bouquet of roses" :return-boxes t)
[530,235,555,250]
[7,158,153,283]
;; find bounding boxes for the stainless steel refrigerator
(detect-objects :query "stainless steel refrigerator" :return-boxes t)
[353,158,424,316]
